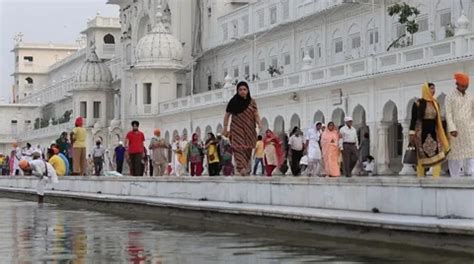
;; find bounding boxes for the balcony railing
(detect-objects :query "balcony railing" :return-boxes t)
[20,120,74,141]
[216,0,344,48]
[0,134,17,143]
[102,44,116,57]
[19,76,75,105]
[160,33,474,115]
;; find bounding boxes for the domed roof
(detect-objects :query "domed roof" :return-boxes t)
[135,7,183,69]
[74,46,113,90]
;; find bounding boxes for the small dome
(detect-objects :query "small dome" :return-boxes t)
[135,7,183,69]
[457,12,470,28]
[75,46,113,90]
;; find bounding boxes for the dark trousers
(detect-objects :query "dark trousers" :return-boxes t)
[342,143,358,177]
[116,159,124,174]
[149,160,154,176]
[129,153,144,176]
[253,158,264,175]
[93,157,103,176]
[209,162,220,176]
[290,149,304,176]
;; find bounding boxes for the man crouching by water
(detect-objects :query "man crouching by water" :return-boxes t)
[18,152,58,204]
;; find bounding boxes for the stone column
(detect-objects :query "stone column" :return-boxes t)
[398,119,416,176]
[376,122,394,175]
[114,93,120,120]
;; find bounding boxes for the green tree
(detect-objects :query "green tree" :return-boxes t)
[387,2,420,51]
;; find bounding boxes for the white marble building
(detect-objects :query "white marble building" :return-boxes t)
[3,0,474,175]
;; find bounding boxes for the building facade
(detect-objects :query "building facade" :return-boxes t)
[4,0,474,174]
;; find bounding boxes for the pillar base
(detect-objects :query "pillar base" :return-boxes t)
[399,164,416,176]
[377,164,394,175]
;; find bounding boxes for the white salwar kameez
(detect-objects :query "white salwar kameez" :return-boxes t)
[305,125,322,176]
[445,89,474,178]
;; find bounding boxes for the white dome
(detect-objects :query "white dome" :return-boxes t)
[75,47,112,90]
[135,9,183,69]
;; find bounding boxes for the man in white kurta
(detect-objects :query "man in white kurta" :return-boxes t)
[305,122,322,176]
[445,73,474,178]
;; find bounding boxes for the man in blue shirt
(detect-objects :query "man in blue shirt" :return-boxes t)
[114,141,126,174]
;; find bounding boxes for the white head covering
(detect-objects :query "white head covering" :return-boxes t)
[118,141,123,145]
[344,116,353,122]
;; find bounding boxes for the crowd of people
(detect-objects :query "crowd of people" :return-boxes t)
[3,73,473,203]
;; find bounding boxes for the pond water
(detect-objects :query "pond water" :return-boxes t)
[0,198,471,263]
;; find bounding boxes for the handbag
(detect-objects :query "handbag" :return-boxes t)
[403,144,417,164]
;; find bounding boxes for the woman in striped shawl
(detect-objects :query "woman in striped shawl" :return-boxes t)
[223,81,262,176]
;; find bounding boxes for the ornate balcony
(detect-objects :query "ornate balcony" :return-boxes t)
[159,33,474,115]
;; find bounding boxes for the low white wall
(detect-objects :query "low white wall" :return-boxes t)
[1,176,473,219]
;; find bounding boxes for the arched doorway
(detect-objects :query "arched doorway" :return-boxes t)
[261,117,269,132]
[182,128,188,139]
[274,116,285,134]
[437,93,446,118]
[216,124,223,134]
[380,100,402,174]
[165,131,170,144]
[352,104,369,157]
[313,110,325,124]
[205,125,212,134]
[195,127,201,141]
[406,98,416,120]
[331,108,345,128]
[290,114,301,130]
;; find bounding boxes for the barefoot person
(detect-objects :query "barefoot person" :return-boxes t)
[223,81,262,176]
[445,72,474,177]
[19,154,58,204]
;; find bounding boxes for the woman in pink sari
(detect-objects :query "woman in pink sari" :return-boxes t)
[321,122,341,177]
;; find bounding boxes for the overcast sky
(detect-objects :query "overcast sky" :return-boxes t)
[0,0,119,101]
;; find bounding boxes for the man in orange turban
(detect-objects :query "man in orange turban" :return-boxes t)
[454,72,469,88]
[445,72,474,178]
[149,128,170,176]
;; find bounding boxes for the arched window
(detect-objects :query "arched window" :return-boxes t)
[103,34,115,44]
[25,77,33,84]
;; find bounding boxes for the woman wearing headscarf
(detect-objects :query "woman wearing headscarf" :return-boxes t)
[305,122,323,177]
[263,129,284,177]
[409,82,450,177]
[205,132,221,176]
[186,133,204,176]
[321,122,341,177]
[223,81,262,176]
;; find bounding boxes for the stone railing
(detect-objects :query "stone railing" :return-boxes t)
[160,33,474,114]
[0,134,17,143]
[215,0,343,48]
[105,56,123,81]
[20,76,75,105]
[20,120,74,141]
[160,88,233,114]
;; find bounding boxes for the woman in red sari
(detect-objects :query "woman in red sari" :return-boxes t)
[321,122,341,177]
[263,129,284,176]
[223,81,262,176]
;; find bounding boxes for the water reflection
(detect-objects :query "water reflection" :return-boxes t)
[0,198,471,263]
